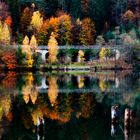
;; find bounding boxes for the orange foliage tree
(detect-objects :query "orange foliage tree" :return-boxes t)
[1,50,17,69]
[4,16,12,27]
[79,18,96,45]
[123,10,136,23]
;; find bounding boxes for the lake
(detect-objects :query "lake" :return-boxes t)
[0,70,140,140]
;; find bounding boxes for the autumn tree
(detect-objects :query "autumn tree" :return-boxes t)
[48,32,59,63]
[59,14,72,45]
[48,17,60,39]
[122,10,136,30]
[20,7,32,34]
[123,10,136,22]
[79,18,96,45]
[30,11,43,32]
[38,19,49,45]
[22,35,34,67]
[30,35,38,51]
[4,16,12,27]
[99,47,107,60]
[1,50,17,69]
[0,23,11,45]
[78,50,85,62]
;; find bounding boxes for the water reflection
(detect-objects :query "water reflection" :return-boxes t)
[0,71,139,139]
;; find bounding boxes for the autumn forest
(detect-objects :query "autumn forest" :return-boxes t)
[0,0,140,140]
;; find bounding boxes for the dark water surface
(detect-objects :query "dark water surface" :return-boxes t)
[0,71,140,140]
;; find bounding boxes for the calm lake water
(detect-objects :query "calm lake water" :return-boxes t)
[0,71,140,140]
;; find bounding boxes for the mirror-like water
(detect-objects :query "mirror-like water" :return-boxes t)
[0,71,140,140]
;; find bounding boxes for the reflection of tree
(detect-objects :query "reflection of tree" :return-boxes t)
[22,73,38,104]
[31,107,44,126]
[48,76,58,106]
[99,79,107,92]
[77,76,85,88]
[77,93,95,119]
[0,95,11,120]
[2,72,17,89]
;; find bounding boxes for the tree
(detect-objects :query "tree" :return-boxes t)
[59,13,72,45]
[38,19,49,45]
[48,32,59,63]
[30,35,38,50]
[99,47,107,60]
[96,35,105,45]
[123,10,136,23]
[4,16,12,27]
[30,11,43,32]
[16,45,26,65]
[78,50,85,62]
[22,35,34,67]
[0,23,11,45]
[23,35,29,45]
[81,0,89,17]
[1,50,17,69]
[20,7,32,34]
[48,17,60,39]
[79,18,96,45]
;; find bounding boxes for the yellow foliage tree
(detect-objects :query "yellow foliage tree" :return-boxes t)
[99,47,107,60]
[48,76,58,106]
[23,35,29,45]
[0,23,10,45]
[30,35,38,51]
[48,32,59,63]
[99,79,107,92]
[78,50,85,62]
[22,36,34,67]
[30,11,43,32]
